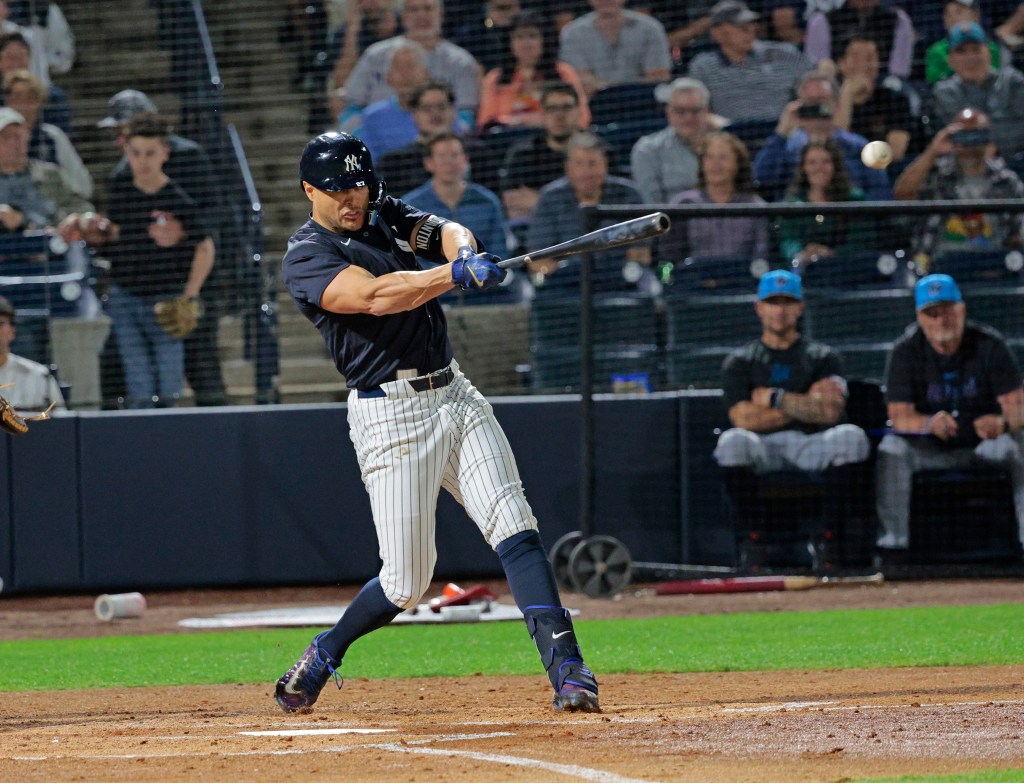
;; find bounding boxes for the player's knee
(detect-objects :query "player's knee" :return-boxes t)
[828,424,870,465]
[878,433,909,458]
[481,483,537,548]
[714,428,760,467]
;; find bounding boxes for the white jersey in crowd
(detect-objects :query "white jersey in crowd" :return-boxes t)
[0,353,65,411]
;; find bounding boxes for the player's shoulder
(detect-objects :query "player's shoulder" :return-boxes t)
[8,352,50,377]
[800,337,840,361]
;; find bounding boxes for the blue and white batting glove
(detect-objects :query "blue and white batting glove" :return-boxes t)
[451,246,507,290]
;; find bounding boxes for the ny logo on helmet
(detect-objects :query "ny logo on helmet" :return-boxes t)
[344,154,362,172]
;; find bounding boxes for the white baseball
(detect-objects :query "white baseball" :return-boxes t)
[861,140,893,170]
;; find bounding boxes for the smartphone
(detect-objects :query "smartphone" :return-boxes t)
[951,128,992,146]
[797,103,833,120]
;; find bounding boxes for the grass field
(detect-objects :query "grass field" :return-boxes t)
[5,603,1023,692]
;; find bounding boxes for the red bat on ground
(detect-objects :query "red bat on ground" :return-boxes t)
[654,573,885,596]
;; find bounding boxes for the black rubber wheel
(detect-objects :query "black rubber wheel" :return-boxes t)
[567,535,633,598]
[548,531,584,592]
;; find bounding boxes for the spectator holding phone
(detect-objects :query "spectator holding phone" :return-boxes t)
[931,21,1024,158]
[893,106,1024,263]
[753,70,891,201]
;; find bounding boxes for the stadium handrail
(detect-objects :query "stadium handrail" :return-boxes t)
[588,199,1024,219]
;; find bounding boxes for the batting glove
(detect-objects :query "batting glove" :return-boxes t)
[451,246,507,290]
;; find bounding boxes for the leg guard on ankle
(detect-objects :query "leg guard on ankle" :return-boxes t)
[523,605,598,694]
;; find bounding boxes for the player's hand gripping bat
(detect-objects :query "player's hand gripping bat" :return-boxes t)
[497,212,671,270]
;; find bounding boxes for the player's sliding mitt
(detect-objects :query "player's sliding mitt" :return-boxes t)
[0,384,55,436]
[153,296,203,339]
[451,246,507,290]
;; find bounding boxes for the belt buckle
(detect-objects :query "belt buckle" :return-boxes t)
[428,373,436,390]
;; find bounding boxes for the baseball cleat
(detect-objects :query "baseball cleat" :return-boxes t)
[553,682,601,712]
[553,662,600,713]
[274,632,342,713]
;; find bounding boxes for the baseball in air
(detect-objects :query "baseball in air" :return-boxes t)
[861,140,893,169]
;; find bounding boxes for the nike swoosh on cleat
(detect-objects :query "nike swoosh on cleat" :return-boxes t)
[552,630,572,639]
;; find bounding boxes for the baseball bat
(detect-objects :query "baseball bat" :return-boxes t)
[653,572,884,596]
[497,212,671,270]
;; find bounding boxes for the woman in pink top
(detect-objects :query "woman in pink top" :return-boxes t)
[477,11,590,129]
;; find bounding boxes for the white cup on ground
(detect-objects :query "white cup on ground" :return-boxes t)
[94,592,146,621]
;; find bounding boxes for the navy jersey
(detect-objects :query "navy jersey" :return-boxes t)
[280,196,454,390]
[885,322,1022,449]
[722,336,844,434]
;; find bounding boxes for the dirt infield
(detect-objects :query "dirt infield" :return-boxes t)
[1,579,1023,782]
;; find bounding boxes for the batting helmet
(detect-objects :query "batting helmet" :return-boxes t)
[300,131,388,224]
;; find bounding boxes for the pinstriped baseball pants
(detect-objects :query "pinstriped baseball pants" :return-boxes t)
[347,360,539,609]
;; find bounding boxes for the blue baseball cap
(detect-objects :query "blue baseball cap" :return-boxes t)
[949,21,987,50]
[915,274,963,311]
[758,270,803,301]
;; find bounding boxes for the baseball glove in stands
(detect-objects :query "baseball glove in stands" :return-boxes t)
[0,384,56,435]
[153,296,202,339]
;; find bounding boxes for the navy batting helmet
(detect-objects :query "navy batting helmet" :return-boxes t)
[300,131,388,223]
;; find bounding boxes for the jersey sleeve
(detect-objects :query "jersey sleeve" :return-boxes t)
[816,346,844,381]
[883,339,915,404]
[720,350,750,411]
[281,239,351,310]
[986,336,1023,398]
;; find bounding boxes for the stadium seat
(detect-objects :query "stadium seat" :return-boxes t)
[803,287,914,344]
[799,249,912,289]
[529,344,662,393]
[664,290,758,347]
[959,285,1024,339]
[588,82,662,127]
[669,255,767,291]
[0,270,86,318]
[832,342,893,382]
[929,249,1024,284]
[530,293,662,349]
[665,344,732,388]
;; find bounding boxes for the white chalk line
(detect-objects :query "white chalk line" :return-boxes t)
[374,743,663,783]
[9,729,656,782]
[239,728,394,736]
[722,698,1024,714]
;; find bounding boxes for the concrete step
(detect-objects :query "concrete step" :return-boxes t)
[222,356,343,389]
[218,332,330,363]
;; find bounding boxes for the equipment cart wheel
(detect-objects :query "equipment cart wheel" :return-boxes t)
[549,531,585,591]
[567,535,633,598]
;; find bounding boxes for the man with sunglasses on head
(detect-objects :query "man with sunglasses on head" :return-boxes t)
[893,106,1024,262]
[629,77,710,205]
[876,274,1024,558]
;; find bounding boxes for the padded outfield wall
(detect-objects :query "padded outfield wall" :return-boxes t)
[0,392,731,595]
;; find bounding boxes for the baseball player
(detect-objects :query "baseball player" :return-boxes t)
[274,131,599,714]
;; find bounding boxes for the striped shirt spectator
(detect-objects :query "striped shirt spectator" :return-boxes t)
[687,2,812,123]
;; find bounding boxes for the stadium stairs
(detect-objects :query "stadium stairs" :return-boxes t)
[61,0,528,405]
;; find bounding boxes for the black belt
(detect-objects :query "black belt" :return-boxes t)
[358,366,454,398]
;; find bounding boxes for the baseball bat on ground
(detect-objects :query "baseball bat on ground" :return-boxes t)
[497,212,671,270]
[653,572,885,596]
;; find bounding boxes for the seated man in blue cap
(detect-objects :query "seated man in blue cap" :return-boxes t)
[876,273,1024,554]
[714,269,871,567]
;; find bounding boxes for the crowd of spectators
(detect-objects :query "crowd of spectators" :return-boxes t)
[275,0,1024,298]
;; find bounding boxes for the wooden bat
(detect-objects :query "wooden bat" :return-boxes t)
[497,212,671,270]
[653,572,885,596]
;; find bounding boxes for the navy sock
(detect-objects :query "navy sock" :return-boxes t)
[497,530,562,611]
[318,577,402,662]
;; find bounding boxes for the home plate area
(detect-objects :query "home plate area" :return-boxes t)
[178,582,578,628]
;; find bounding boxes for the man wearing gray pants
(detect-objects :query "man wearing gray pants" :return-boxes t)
[714,270,871,567]
[876,274,1024,552]
[714,270,870,473]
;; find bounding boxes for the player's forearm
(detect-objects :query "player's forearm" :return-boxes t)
[729,401,792,432]
[776,390,844,426]
[892,149,937,200]
[440,222,478,260]
[362,265,455,316]
[183,238,215,298]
